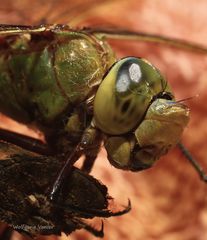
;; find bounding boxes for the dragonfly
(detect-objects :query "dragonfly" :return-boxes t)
[0,0,207,239]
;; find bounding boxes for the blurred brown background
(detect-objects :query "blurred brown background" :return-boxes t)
[0,0,207,239]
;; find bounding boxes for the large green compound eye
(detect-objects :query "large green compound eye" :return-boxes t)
[94,57,169,135]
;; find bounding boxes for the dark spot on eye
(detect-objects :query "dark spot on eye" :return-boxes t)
[121,99,131,113]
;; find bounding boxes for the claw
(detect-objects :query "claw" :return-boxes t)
[82,220,104,238]
[106,199,131,217]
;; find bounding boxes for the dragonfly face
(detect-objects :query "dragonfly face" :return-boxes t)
[94,57,190,170]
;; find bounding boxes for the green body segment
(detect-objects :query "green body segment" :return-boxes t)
[0,30,115,125]
[0,25,190,174]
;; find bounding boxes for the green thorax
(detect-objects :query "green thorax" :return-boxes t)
[0,30,115,125]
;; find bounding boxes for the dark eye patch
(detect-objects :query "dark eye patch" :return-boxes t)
[121,99,131,113]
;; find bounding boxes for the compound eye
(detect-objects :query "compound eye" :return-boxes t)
[94,57,167,135]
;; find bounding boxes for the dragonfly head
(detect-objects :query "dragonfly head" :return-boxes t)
[93,57,190,171]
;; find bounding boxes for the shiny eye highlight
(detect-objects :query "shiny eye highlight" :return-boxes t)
[116,61,142,93]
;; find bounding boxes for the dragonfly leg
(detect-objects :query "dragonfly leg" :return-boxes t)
[81,143,102,173]
[82,220,104,238]
[49,153,98,202]
[49,126,102,201]
[0,226,13,240]
[49,143,83,201]
[178,143,207,182]
[0,128,52,155]
[81,155,96,173]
